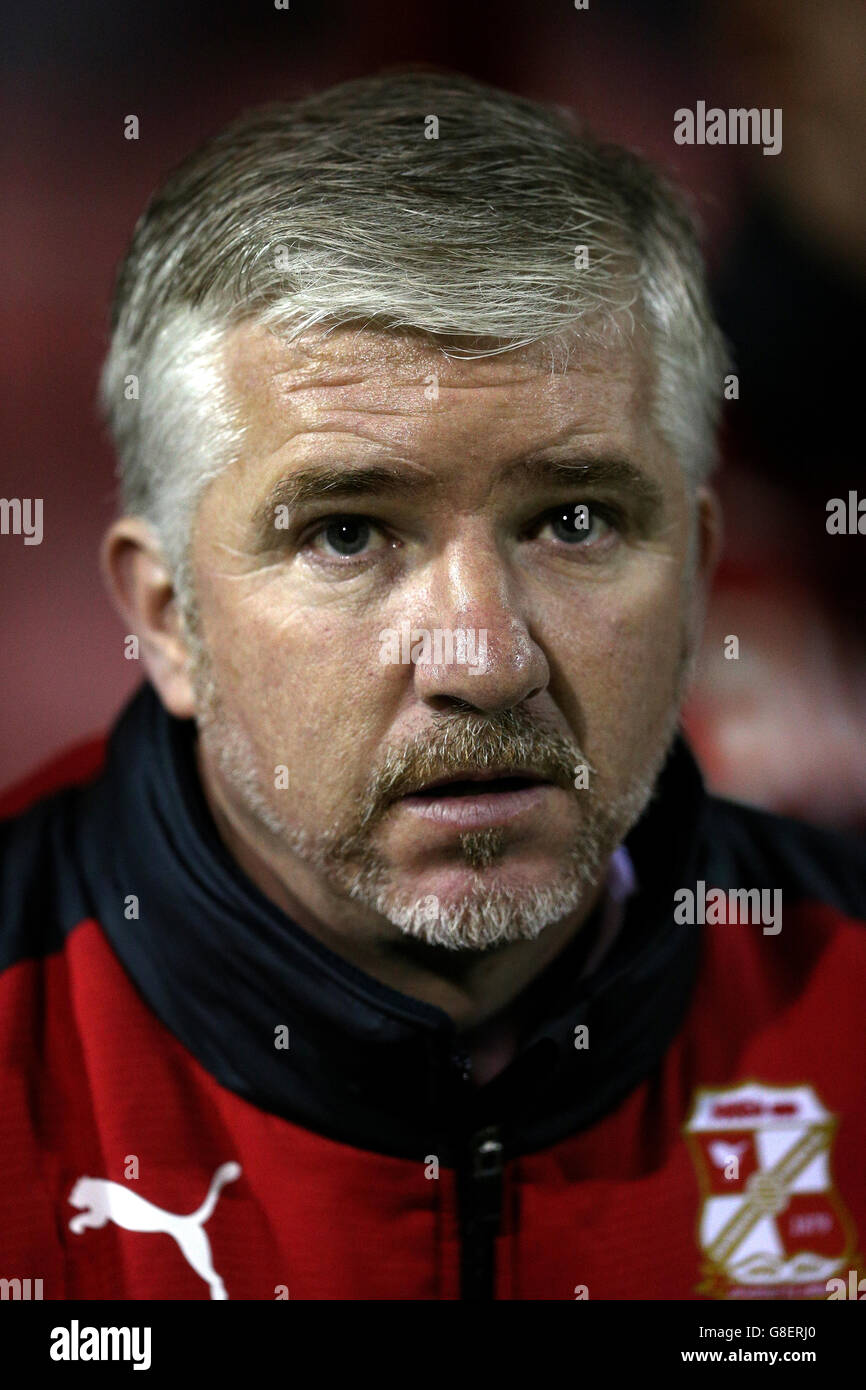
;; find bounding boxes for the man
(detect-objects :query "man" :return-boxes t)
[1,72,864,1302]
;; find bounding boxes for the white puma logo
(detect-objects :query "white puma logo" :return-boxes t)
[68,1162,241,1300]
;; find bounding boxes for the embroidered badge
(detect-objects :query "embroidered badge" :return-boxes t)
[684,1082,861,1299]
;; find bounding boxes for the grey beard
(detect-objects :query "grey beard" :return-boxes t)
[329,775,662,951]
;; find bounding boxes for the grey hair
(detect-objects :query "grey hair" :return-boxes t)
[100,70,730,580]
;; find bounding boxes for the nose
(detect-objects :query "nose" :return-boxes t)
[409,533,549,714]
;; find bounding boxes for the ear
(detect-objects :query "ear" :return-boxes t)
[692,483,723,606]
[101,517,197,719]
[683,484,723,663]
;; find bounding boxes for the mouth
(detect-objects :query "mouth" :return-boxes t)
[397,767,560,828]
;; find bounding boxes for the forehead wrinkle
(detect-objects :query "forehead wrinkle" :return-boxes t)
[271,371,377,394]
[316,401,448,419]
[272,364,608,399]
[261,341,621,396]
[258,425,444,461]
[267,374,558,417]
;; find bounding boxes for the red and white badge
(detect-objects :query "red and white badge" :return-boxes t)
[684,1082,861,1299]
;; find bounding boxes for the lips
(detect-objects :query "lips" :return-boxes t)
[393,766,561,830]
[399,768,554,799]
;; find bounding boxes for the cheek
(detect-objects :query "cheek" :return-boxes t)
[552,569,685,767]
[202,588,394,812]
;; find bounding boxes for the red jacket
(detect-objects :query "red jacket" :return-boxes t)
[1,684,864,1300]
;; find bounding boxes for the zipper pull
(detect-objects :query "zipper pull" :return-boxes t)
[459,1124,505,1300]
[471,1124,504,1228]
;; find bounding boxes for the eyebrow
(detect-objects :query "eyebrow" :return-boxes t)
[252,465,424,548]
[502,455,665,514]
[251,454,664,547]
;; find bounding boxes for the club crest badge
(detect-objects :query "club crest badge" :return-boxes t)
[684,1082,861,1299]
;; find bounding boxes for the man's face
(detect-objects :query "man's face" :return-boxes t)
[184,323,707,950]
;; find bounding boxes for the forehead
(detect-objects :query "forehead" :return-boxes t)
[219,320,663,477]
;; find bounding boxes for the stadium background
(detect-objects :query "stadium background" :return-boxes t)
[2,0,864,827]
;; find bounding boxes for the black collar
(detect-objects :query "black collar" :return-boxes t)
[78,684,706,1160]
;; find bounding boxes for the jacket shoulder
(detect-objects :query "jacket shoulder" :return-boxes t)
[0,735,107,963]
[703,794,866,923]
[0,781,97,975]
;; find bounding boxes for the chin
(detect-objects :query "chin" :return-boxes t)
[355,869,590,952]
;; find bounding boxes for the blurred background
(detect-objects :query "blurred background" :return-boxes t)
[2,0,864,827]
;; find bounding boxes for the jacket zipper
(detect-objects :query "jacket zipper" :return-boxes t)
[452,1050,505,1300]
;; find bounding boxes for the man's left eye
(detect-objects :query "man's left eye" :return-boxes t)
[540,504,613,545]
[309,516,386,557]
